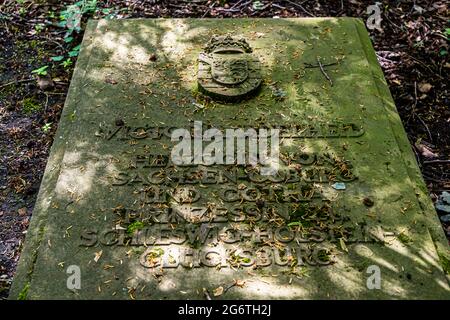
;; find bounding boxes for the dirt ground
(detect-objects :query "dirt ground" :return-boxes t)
[0,0,448,299]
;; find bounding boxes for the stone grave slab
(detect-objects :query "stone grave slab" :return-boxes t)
[10,18,450,299]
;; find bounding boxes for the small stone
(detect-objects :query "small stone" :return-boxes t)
[332,182,346,190]
[439,214,450,223]
[37,76,54,91]
[436,191,450,213]
[418,82,432,93]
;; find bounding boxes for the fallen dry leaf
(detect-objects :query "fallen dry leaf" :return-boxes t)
[418,82,432,93]
[416,143,438,158]
[234,279,246,287]
[213,286,224,297]
[18,207,27,216]
[94,250,103,263]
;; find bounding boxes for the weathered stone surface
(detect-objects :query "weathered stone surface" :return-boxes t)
[10,18,450,299]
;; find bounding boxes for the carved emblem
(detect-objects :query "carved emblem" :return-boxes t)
[197,35,262,102]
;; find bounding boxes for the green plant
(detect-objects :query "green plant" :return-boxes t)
[445,28,450,39]
[34,23,45,33]
[59,0,97,39]
[69,110,76,121]
[42,122,52,133]
[47,10,56,19]
[68,44,81,57]
[31,65,48,76]
[252,0,264,10]
[438,252,450,274]
[61,58,73,69]
[51,55,64,62]
[127,221,145,234]
[18,283,30,300]
[397,231,412,244]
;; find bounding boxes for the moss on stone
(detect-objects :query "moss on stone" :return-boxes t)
[17,283,29,300]
[438,252,450,274]
[397,232,412,245]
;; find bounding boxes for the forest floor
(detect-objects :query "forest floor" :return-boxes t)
[0,0,448,299]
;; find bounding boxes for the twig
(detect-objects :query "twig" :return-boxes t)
[44,92,49,112]
[202,2,216,18]
[423,160,450,165]
[416,114,433,143]
[284,0,314,17]
[237,1,252,10]
[317,57,333,87]
[423,175,446,183]
[223,282,237,294]
[272,3,286,10]
[0,78,33,90]
[45,92,66,95]
[431,31,449,41]
[304,62,338,68]
[404,53,443,79]
[203,288,212,300]
[42,37,66,52]
[406,81,418,124]
[230,0,244,10]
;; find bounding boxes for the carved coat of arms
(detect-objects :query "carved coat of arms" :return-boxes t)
[197,35,262,101]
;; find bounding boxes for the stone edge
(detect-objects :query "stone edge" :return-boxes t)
[353,18,450,286]
[8,20,100,300]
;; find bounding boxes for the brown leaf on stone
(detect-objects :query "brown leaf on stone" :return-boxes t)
[94,250,103,263]
[213,286,224,296]
[234,279,246,287]
[418,82,432,93]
